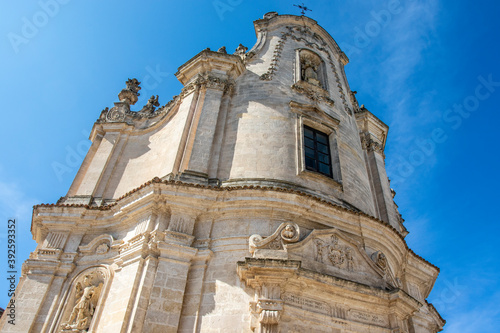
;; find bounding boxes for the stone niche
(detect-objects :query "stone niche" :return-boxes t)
[55,266,111,333]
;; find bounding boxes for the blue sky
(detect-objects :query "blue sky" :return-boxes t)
[1,1,499,331]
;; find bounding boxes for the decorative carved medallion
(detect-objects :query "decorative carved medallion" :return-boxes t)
[105,106,126,122]
[314,235,354,272]
[95,243,109,254]
[371,251,388,270]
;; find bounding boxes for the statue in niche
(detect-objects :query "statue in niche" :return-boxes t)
[300,50,323,88]
[61,272,103,332]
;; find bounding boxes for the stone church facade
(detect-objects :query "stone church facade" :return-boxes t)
[0,12,444,333]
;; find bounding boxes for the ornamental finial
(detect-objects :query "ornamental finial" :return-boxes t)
[118,78,141,105]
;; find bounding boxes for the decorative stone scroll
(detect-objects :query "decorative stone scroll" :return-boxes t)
[60,267,108,332]
[249,222,300,257]
[79,234,123,256]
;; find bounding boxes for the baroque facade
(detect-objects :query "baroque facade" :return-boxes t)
[0,12,444,333]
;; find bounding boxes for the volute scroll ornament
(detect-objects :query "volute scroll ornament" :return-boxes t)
[249,222,300,256]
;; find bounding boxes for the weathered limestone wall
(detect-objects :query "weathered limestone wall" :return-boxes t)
[217,20,376,215]
[107,93,195,199]
[1,13,444,333]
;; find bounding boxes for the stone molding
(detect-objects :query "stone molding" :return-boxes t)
[34,178,440,278]
[360,131,385,157]
[79,234,123,255]
[291,80,335,106]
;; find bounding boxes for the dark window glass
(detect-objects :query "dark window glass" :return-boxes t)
[303,126,332,177]
[304,127,314,138]
[318,152,330,164]
[305,137,315,148]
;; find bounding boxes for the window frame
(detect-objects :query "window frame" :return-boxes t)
[290,101,342,188]
[303,125,333,178]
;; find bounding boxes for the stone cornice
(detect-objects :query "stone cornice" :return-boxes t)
[355,108,389,150]
[35,178,440,276]
[238,258,422,315]
[175,49,245,85]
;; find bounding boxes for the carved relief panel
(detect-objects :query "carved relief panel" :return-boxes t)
[286,229,389,289]
[58,266,110,333]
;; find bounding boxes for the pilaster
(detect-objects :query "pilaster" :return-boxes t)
[356,109,401,231]
[175,50,245,184]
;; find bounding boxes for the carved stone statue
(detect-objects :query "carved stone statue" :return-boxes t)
[217,46,227,54]
[300,50,322,87]
[234,43,248,56]
[372,251,388,270]
[118,78,141,105]
[61,272,103,332]
[143,95,160,113]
